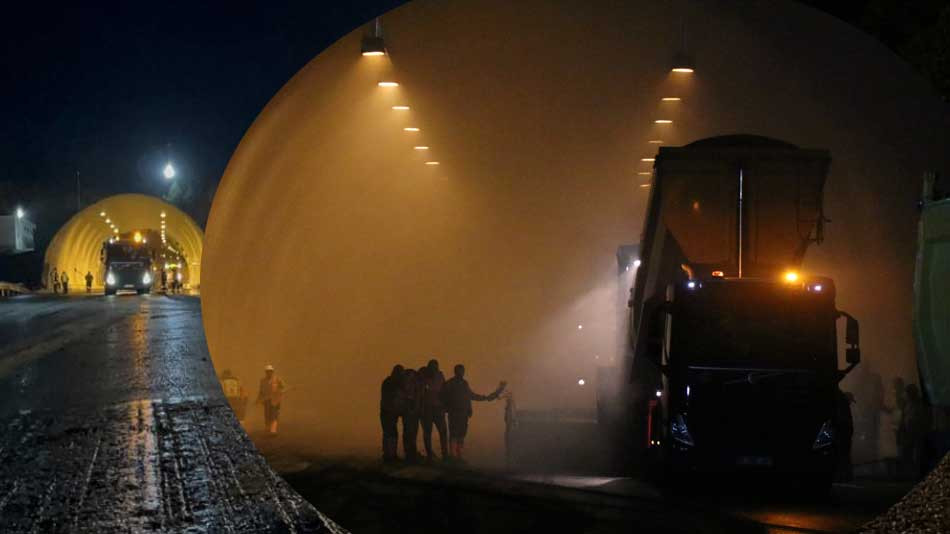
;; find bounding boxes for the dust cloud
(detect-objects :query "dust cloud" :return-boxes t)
[202,0,950,467]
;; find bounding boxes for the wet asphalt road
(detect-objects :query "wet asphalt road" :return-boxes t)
[0,294,342,533]
[0,294,910,533]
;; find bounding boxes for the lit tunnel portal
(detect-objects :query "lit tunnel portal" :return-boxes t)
[44,194,204,290]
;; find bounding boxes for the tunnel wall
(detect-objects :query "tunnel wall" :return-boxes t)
[44,194,204,289]
[203,0,950,465]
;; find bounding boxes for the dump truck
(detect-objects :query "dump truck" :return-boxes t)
[617,135,861,487]
[103,239,153,295]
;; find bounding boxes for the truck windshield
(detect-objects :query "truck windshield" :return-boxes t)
[674,285,834,370]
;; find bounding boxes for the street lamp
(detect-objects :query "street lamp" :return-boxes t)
[163,163,176,179]
[16,207,24,219]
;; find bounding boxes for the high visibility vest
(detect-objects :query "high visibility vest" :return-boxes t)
[222,378,242,398]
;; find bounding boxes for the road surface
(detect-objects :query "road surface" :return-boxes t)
[0,294,343,533]
[0,295,910,533]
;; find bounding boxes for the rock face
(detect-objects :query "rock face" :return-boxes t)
[201,0,950,468]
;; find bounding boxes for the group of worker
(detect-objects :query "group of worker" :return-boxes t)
[220,364,287,435]
[160,268,184,293]
[380,359,506,464]
[48,267,96,294]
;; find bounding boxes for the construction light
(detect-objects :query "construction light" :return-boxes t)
[392,105,410,110]
[654,119,673,124]
[578,379,586,386]
[163,163,176,179]
[403,127,420,132]
[378,81,399,87]
[16,207,24,219]
[783,271,799,283]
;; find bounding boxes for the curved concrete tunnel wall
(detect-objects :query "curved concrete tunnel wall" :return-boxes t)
[203,0,950,465]
[45,194,204,289]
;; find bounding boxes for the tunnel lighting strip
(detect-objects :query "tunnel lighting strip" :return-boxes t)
[648,140,663,144]
[392,105,410,110]
[374,64,443,168]
[654,119,673,124]
[661,97,682,101]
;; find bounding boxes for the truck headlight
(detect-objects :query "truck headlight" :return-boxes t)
[106,272,116,286]
[142,273,152,285]
[671,413,694,447]
[812,420,835,450]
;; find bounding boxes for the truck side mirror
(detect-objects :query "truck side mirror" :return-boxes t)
[845,316,859,347]
[842,313,860,365]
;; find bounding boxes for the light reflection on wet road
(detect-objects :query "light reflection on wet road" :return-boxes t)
[0,294,343,533]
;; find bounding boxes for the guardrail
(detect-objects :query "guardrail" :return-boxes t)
[0,282,29,297]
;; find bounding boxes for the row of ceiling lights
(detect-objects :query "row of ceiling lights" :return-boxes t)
[638,56,695,190]
[362,22,441,168]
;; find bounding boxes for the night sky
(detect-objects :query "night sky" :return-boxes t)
[1,1,948,283]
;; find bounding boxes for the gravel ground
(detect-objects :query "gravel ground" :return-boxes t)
[859,454,950,534]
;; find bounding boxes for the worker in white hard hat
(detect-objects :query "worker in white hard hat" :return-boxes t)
[256,364,287,435]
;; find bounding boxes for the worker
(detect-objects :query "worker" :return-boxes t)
[51,268,60,293]
[401,368,423,463]
[420,359,449,462]
[220,369,248,422]
[161,269,168,292]
[440,364,506,462]
[85,271,94,293]
[175,271,183,293]
[380,365,405,463]
[60,271,69,294]
[256,364,287,435]
[835,390,855,481]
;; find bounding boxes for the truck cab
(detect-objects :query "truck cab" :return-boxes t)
[640,275,859,485]
[103,239,153,295]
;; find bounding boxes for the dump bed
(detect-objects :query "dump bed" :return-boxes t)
[630,135,830,338]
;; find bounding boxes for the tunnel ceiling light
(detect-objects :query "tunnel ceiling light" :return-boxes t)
[640,184,652,188]
[648,140,664,144]
[99,211,106,217]
[105,218,111,224]
[637,172,651,175]
[662,97,682,101]
[403,127,420,132]
[392,105,410,110]
[641,158,655,162]
[654,119,673,124]
[425,161,440,165]
[672,51,695,73]
[361,36,386,56]
[413,146,429,150]
[134,232,143,243]
[160,211,166,218]
[113,228,118,233]
[378,81,399,87]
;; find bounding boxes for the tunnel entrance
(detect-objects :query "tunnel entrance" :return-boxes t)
[44,194,204,293]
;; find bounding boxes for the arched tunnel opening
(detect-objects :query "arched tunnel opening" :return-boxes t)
[194,1,950,529]
[44,193,204,293]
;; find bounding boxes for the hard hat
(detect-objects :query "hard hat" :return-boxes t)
[264,364,275,371]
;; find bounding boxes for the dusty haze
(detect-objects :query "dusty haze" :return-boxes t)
[202,0,950,466]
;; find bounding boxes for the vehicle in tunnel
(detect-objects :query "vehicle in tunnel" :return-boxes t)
[103,239,153,295]
[618,135,860,488]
